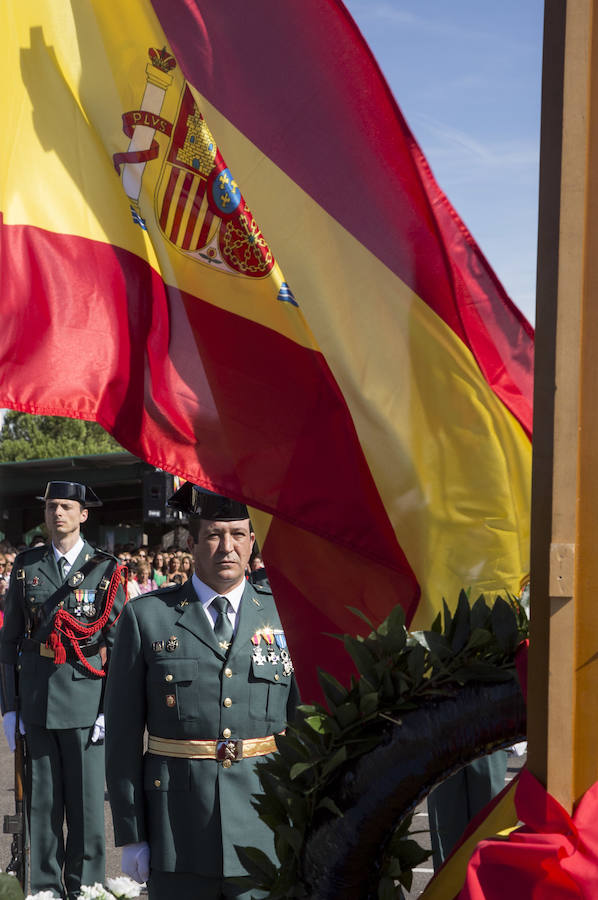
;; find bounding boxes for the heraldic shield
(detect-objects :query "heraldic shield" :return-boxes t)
[155,85,274,277]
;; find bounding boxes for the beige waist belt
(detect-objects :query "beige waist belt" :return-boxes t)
[147,733,278,764]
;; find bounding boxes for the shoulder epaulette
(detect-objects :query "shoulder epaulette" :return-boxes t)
[134,582,182,599]
[15,546,46,563]
[136,582,182,608]
[96,548,116,558]
[252,581,273,595]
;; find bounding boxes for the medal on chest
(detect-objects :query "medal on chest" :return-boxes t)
[73,589,97,617]
[250,627,294,673]
[252,645,267,665]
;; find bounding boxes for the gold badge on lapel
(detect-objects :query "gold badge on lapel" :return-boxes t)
[166,636,179,652]
[152,641,165,653]
[69,571,84,587]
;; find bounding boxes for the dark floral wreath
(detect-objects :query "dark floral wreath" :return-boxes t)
[235,590,529,899]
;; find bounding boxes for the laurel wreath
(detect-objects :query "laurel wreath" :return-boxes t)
[234,589,529,899]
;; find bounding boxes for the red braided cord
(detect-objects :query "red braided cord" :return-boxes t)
[47,564,128,677]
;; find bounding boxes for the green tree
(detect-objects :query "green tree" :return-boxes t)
[0,411,124,462]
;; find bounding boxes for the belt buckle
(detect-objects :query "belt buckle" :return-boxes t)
[216,739,243,763]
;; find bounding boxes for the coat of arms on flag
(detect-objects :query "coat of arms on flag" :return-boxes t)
[114,48,274,278]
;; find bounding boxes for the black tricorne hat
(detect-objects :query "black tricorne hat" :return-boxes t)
[38,481,102,508]
[167,483,248,520]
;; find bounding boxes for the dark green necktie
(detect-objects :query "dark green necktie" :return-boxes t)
[212,595,233,650]
[58,557,69,581]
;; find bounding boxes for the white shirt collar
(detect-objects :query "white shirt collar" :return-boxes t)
[52,536,84,567]
[191,573,246,614]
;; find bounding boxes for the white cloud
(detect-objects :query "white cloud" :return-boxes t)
[346,1,496,43]
[414,114,538,174]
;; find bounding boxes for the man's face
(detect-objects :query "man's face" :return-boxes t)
[189,519,255,592]
[44,499,88,542]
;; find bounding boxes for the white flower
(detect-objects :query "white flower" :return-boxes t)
[105,876,143,899]
[79,885,117,900]
[27,884,140,900]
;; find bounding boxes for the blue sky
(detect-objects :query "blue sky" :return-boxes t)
[344,1,544,325]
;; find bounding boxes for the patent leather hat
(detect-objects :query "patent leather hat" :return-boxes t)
[38,481,102,507]
[167,482,248,520]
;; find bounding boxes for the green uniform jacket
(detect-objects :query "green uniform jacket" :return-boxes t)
[0,540,123,728]
[105,578,299,877]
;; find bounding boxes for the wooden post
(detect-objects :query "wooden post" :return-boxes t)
[528,0,598,809]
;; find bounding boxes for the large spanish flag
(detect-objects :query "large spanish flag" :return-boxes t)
[0,2,532,696]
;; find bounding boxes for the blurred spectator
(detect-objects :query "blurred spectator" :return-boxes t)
[167,556,181,578]
[152,552,168,587]
[126,566,142,599]
[136,562,157,594]
[250,552,265,573]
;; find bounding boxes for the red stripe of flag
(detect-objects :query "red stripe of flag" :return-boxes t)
[181,179,206,250]
[169,171,194,244]
[159,166,179,233]
[0,220,419,697]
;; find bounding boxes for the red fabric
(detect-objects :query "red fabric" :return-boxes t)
[0,221,418,699]
[151,0,534,435]
[458,768,598,899]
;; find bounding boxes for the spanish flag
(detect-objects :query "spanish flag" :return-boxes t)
[0,2,533,697]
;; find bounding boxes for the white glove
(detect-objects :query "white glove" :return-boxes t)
[509,740,528,757]
[2,712,26,753]
[91,713,105,744]
[122,841,150,884]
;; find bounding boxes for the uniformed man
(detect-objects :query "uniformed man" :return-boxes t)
[0,481,125,899]
[105,486,299,900]
[427,751,509,869]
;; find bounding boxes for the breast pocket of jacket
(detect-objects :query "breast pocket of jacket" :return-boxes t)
[24,587,47,625]
[147,658,200,721]
[249,660,291,723]
[66,588,99,620]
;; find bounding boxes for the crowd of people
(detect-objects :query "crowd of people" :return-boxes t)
[0,539,220,619]
[116,546,195,598]
[0,541,19,620]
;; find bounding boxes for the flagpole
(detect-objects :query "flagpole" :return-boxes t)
[528,0,598,810]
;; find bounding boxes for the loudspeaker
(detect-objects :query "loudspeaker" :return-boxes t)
[142,470,176,523]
